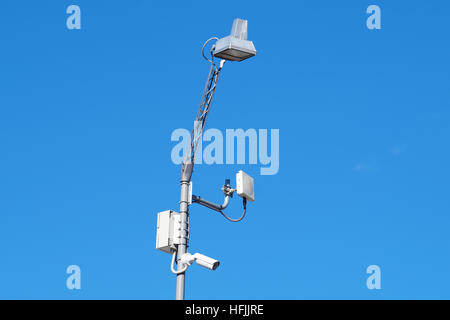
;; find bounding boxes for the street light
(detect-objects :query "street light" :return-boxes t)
[156,18,257,300]
[213,18,257,62]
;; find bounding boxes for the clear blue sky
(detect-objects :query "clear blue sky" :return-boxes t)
[0,0,449,299]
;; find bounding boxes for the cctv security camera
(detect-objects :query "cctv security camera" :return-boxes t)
[194,253,220,270]
[181,253,220,271]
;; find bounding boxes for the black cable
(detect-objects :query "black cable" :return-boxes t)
[219,198,247,223]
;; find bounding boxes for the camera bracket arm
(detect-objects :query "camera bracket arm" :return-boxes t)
[191,179,247,223]
[191,195,230,213]
[191,179,235,212]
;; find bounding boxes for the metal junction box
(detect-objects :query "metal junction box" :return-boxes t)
[156,210,183,254]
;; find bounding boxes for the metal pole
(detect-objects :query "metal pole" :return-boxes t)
[176,162,193,300]
[174,57,223,300]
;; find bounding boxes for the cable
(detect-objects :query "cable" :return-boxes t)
[202,37,219,64]
[219,199,247,223]
[171,250,188,275]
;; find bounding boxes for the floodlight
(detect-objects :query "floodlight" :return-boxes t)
[213,18,257,62]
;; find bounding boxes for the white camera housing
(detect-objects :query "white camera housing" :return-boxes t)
[181,253,220,271]
[236,170,255,202]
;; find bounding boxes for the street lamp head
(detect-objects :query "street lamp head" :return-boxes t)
[213,18,257,62]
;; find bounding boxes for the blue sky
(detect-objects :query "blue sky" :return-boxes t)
[0,0,449,299]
